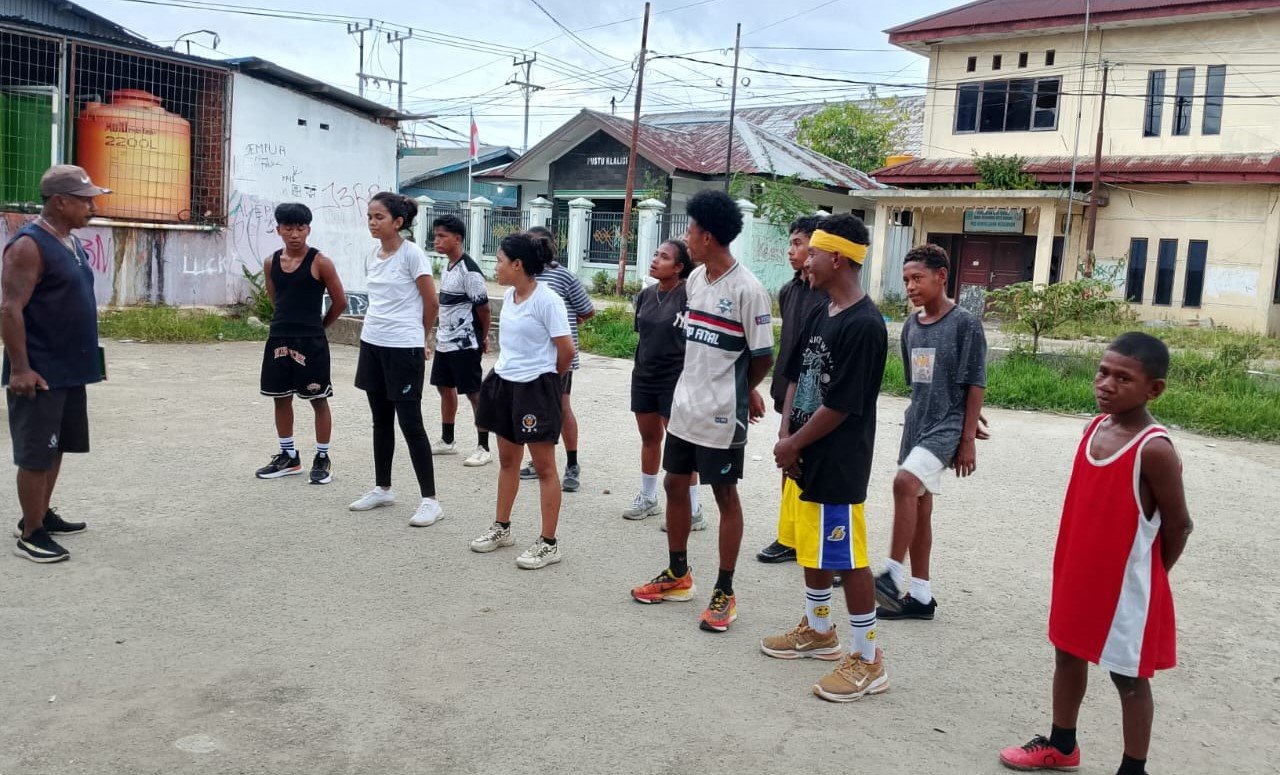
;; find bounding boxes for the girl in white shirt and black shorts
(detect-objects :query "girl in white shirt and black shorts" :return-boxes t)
[347,192,443,527]
[470,232,574,569]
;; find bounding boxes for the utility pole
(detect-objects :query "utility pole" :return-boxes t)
[723,23,742,192]
[387,29,413,111]
[347,20,375,97]
[617,2,650,296]
[506,54,544,153]
[1083,60,1111,278]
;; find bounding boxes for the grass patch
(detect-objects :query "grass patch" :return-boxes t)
[578,305,637,359]
[1047,319,1280,361]
[98,306,268,343]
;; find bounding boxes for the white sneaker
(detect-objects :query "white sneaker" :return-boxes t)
[463,447,493,467]
[661,504,707,532]
[622,492,662,520]
[470,522,515,553]
[349,488,395,511]
[431,440,458,455]
[516,538,561,569]
[408,498,443,527]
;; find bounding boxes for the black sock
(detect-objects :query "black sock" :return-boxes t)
[441,423,455,445]
[1116,755,1146,775]
[478,430,489,450]
[541,535,557,546]
[1049,725,1077,756]
[669,550,688,578]
[566,450,578,467]
[496,520,510,529]
[715,568,735,595]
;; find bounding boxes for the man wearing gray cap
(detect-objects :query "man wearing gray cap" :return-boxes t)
[3,164,108,563]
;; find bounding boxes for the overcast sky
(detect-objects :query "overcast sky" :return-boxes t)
[79,0,958,149]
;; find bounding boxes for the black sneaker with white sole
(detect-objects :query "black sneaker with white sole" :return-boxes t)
[14,508,87,539]
[309,453,332,485]
[874,570,904,614]
[877,594,937,620]
[256,452,302,479]
[519,463,537,480]
[14,528,69,563]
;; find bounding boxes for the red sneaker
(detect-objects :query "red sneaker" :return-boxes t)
[999,736,1080,771]
[631,568,695,604]
[698,588,737,632]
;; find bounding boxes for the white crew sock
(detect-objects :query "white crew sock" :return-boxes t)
[883,558,906,592]
[689,485,700,513]
[909,576,933,604]
[805,586,833,633]
[849,610,879,660]
[640,473,659,499]
[316,442,330,459]
[279,437,297,458]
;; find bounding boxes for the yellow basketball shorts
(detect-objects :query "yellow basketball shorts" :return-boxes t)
[777,478,869,571]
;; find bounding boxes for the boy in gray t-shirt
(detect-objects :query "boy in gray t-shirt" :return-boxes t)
[875,244,988,621]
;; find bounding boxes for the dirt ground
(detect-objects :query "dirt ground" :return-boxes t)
[0,341,1276,775]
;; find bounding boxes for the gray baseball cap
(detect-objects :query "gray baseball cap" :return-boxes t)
[39,165,111,197]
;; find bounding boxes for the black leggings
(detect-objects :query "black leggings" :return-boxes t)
[367,392,436,498]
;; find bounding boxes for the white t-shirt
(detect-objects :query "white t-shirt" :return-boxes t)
[360,240,434,348]
[495,282,571,383]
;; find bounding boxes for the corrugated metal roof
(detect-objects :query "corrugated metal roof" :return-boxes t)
[398,146,519,186]
[873,153,1280,184]
[226,57,422,122]
[1,0,151,45]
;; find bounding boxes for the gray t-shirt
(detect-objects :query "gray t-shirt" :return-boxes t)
[899,306,987,464]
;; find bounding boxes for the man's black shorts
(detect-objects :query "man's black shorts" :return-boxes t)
[630,377,677,418]
[662,432,744,485]
[477,370,562,444]
[355,341,425,402]
[261,336,333,400]
[8,386,90,471]
[429,348,483,395]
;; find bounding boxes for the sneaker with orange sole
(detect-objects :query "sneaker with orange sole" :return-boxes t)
[998,736,1080,771]
[760,618,842,660]
[631,568,695,604]
[698,588,737,632]
[812,648,888,702]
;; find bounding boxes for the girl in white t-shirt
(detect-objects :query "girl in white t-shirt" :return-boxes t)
[471,232,573,569]
[348,192,443,527]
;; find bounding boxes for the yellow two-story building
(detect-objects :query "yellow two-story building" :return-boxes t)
[868,0,1280,333]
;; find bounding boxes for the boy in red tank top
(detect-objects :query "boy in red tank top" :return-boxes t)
[1000,333,1193,775]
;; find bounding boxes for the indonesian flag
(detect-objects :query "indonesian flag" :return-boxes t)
[469,110,479,160]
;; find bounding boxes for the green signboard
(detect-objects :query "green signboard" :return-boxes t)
[964,208,1025,234]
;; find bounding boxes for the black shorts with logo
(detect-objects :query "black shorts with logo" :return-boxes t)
[8,386,90,471]
[260,335,333,400]
[476,370,562,444]
[630,376,678,418]
[429,347,483,395]
[355,341,426,402]
[662,432,744,485]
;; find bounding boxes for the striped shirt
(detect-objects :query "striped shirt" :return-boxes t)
[535,264,595,370]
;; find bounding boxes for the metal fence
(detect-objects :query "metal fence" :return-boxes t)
[548,216,569,262]
[587,210,637,265]
[483,206,527,255]
[660,212,690,243]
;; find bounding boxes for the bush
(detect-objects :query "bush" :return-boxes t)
[577,305,637,359]
[590,269,642,298]
[241,266,273,322]
[987,279,1132,355]
[878,291,909,321]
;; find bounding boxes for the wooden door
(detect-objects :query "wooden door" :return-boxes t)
[989,237,1033,288]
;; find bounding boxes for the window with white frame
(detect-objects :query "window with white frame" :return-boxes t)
[954,77,1060,133]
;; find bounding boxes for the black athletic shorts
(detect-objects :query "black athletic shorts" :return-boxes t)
[561,370,574,396]
[476,370,562,444]
[663,432,744,485]
[355,341,426,402]
[261,335,333,400]
[8,386,90,471]
[429,348,483,395]
[630,377,677,418]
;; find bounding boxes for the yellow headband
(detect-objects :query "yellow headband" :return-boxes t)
[810,229,868,264]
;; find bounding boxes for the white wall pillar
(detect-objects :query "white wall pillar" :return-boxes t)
[867,202,892,301]
[527,196,553,229]
[636,198,666,286]
[567,197,594,275]
[730,198,757,261]
[1256,188,1280,333]
[468,196,492,259]
[413,195,434,248]
[1032,202,1056,286]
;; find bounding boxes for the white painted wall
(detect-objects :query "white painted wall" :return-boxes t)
[228,73,398,292]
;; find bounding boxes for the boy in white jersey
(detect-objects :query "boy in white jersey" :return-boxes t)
[630,189,774,633]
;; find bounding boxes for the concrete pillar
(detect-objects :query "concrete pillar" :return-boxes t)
[527,196,553,229]
[1255,188,1280,333]
[413,195,434,248]
[636,198,666,286]
[567,197,594,275]
[730,198,758,261]
[867,202,892,301]
[468,196,492,259]
[1032,202,1056,286]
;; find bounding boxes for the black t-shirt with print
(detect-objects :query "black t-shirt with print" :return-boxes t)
[784,296,887,504]
[632,282,688,388]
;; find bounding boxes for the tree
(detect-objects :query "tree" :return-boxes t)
[795,98,911,173]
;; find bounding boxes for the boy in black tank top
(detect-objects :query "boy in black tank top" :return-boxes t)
[255,203,348,484]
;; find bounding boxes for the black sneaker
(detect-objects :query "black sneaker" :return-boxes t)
[14,527,69,563]
[13,508,86,539]
[256,452,302,479]
[874,570,904,614]
[519,463,538,480]
[878,594,937,620]
[756,539,797,563]
[309,453,332,485]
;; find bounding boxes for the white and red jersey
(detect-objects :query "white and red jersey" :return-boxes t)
[1049,414,1178,678]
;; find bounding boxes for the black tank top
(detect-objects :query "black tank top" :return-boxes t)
[268,247,326,337]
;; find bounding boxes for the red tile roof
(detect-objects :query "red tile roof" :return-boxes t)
[872,153,1280,184]
[886,1,1280,47]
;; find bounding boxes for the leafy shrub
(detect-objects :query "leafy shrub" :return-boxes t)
[241,266,273,322]
[987,279,1131,355]
[590,270,642,298]
[974,153,1039,190]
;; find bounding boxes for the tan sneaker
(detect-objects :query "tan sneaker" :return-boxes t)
[760,618,842,661]
[812,649,888,702]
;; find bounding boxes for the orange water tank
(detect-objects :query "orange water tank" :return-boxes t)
[76,89,191,221]
[883,154,915,168]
